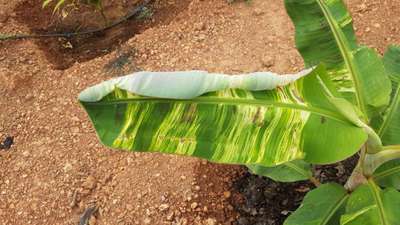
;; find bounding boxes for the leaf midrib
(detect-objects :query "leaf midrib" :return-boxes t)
[368,179,389,225]
[316,0,366,118]
[83,96,349,124]
[285,162,311,179]
[373,165,400,181]
[378,85,400,137]
[320,193,349,225]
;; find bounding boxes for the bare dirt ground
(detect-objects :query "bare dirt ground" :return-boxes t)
[0,0,399,224]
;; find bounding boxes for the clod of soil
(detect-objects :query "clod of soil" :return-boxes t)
[0,136,14,150]
[231,156,358,225]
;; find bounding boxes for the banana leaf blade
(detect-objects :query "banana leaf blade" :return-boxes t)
[284,183,349,225]
[80,67,367,166]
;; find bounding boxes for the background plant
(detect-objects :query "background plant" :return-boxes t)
[79,0,400,224]
[42,0,107,24]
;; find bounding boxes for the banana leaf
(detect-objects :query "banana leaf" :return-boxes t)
[79,66,367,166]
[285,0,391,120]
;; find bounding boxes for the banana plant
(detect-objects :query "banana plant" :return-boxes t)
[79,0,400,224]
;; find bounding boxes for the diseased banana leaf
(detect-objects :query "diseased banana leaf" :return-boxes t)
[80,66,367,166]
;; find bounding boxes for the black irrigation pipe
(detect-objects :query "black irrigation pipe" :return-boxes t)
[0,0,152,41]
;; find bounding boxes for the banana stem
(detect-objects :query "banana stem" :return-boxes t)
[345,147,367,191]
[363,125,383,153]
[345,164,367,191]
[363,147,400,176]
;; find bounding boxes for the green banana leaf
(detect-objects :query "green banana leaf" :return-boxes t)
[285,0,391,120]
[373,159,400,190]
[79,66,367,167]
[369,46,400,190]
[340,180,400,225]
[248,160,312,182]
[376,45,400,145]
[284,183,349,225]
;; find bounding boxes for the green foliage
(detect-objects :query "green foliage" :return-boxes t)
[376,46,400,146]
[373,159,400,190]
[42,0,66,11]
[79,0,400,224]
[284,183,348,225]
[341,181,400,225]
[42,0,107,25]
[285,0,391,122]
[247,160,312,182]
[42,0,103,14]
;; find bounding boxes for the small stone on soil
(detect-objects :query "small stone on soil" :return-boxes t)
[166,211,174,221]
[0,10,8,23]
[190,202,198,209]
[260,55,274,68]
[194,22,206,31]
[205,218,217,225]
[88,216,97,225]
[82,176,97,190]
[223,191,231,199]
[158,204,170,212]
[143,217,151,224]
[254,8,265,16]
[0,136,14,150]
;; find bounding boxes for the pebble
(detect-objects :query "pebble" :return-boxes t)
[357,3,368,12]
[88,216,97,225]
[25,94,34,101]
[223,191,231,199]
[194,22,206,31]
[158,204,169,212]
[261,55,274,68]
[71,126,80,134]
[126,204,134,211]
[281,210,290,215]
[205,218,217,225]
[190,202,198,209]
[166,211,174,221]
[82,176,97,190]
[196,34,207,42]
[0,10,8,23]
[194,185,201,191]
[143,217,151,224]
[177,218,188,225]
[254,8,265,16]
